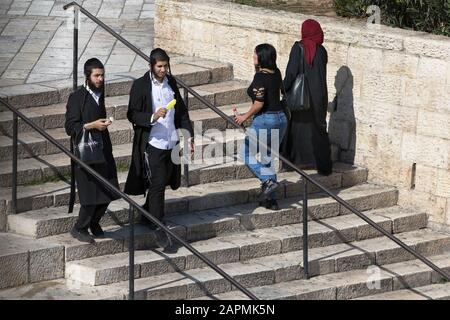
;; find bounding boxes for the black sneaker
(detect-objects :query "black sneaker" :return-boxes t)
[259,179,279,200]
[89,223,105,238]
[70,228,95,244]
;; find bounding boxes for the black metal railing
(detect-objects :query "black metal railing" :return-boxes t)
[7,0,447,300]
[1,96,259,300]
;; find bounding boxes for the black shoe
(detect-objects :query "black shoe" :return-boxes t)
[259,179,279,200]
[140,216,160,230]
[268,199,279,210]
[318,169,332,176]
[259,199,280,211]
[89,223,105,238]
[70,228,95,244]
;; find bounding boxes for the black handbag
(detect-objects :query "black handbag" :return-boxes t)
[74,128,105,165]
[285,42,310,111]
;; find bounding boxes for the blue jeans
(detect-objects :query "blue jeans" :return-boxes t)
[240,111,287,199]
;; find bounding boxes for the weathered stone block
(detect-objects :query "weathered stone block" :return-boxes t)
[230,268,275,289]
[321,226,357,246]
[239,239,282,261]
[0,252,28,289]
[417,110,450,141]
[29,246,64,283]
[94,262,141,286]
[323,41,349,66]
[146,284,187,300]
[336,277,392,300]
[335,252,376,272]
[392,212,428,234]
[402,133,449,169]
[382,51,418,78]
[185,247,239,270]
[296,287,337,300]
[361,74,404,106]
[187,277,231,299]
[358,29,404,51]
[356,220,392,241]
[376,246,416,265]
[404,35,450,60]
[393,271,431,290]
[347,46,383,73]
[65,238,124,262]
[390,106,418,132]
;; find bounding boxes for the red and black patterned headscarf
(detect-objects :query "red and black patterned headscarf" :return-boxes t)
[301,19,324,66]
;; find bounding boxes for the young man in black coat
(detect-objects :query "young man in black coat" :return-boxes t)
[65,58,120,243]
[124,48,194,229]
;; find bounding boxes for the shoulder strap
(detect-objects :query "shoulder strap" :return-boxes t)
[298,42,306,75]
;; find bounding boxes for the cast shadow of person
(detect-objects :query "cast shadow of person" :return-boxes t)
[328,66,356,164]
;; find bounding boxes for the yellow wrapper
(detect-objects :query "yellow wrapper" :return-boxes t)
[166,99,176,110]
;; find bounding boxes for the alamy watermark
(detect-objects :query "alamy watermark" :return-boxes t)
[366,265,382,290]
[366,5,381,28]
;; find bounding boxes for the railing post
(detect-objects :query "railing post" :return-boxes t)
[303,180,309,279]
[72,7,79,91]
[128,204,135,300]
[183,87,189,187]
[12,113,18,214]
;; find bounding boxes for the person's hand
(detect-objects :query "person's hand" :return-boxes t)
[154,107,167,121]
[234,114,248,126]
[87,119,109,131]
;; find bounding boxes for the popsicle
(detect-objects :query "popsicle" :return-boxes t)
[166,99,176,110]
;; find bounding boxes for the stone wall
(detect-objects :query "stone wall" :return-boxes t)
[155,0,450,226]
[231,0,333,6]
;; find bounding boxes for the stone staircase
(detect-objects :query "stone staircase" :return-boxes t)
[0,56,449,300]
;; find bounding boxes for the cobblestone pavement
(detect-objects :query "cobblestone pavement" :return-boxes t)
[0,0,154,87]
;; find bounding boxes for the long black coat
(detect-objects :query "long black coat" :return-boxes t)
[124,72,194,196]
[281,41,332,174]
[65,86,120,206]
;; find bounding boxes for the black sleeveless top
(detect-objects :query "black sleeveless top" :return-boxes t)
[247,69,283,114]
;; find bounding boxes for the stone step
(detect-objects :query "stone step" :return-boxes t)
[0,103,251,161]
[0,153,261,215]
[352,283,450,300]
[0,160,365,215]
[6,165,371,237]
[186,80,250,110]
[64,209,431,286]
[0,233,65,290]
[2,245,449,299]
[0,129,247,187]
[192,252,450,301]
[9,183,396,265]
[0,57,234,111]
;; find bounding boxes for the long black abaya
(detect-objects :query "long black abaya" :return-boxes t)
[281,41,332,175]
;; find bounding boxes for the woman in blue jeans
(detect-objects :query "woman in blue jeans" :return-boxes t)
[235,43,287,210]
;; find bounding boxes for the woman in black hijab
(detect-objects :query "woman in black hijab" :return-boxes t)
[281,19,332,175]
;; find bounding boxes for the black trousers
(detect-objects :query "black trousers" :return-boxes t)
[74,203,109,231]
[143,143,174,223]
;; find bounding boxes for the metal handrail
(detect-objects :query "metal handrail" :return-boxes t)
[1,97,258,300]
[53,0,441,294]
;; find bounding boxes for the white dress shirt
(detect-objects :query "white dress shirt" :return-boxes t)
[84,83,101,105]
[148,73,178,150]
